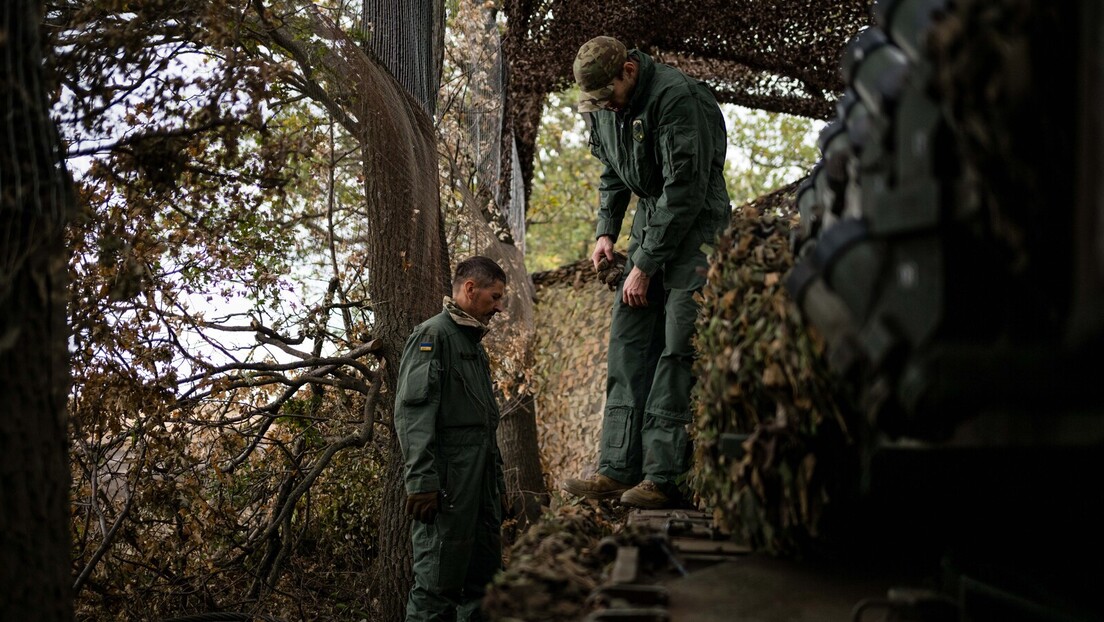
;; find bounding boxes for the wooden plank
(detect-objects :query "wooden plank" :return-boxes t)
[611,546,640,584]
[671,538,752,557]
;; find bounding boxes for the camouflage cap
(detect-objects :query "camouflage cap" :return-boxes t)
[573,36,628,112]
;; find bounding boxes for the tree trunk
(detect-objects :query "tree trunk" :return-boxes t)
[245,8,450,618]
[482,242,548,525]
[354,51,449,622]
[497,392,546,523]
[0,1,74,620]
[376,435,414,619]
[361,0,444,118]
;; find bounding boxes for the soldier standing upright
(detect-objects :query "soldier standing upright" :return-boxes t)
[562,36,731,509]
[395,256,508,621]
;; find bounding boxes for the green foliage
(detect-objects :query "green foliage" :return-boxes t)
[58,1,395,620]
[723,106,823,208]
[53,1,829,618]
[525,88,609,272]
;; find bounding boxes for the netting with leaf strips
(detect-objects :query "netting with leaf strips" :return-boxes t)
[530,259,614,492]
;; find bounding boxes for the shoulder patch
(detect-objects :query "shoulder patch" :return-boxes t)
[632,118,645,143]
[419,341,433,352]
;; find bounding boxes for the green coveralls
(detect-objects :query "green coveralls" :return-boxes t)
[394,304,505,622]
[588,51,730,491]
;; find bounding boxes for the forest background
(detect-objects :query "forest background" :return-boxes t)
[29,0,818,619]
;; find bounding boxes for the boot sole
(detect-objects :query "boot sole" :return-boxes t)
[562,483,629,500]
[619,493,668,509]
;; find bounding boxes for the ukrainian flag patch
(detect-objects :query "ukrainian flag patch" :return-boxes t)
[419,342,433,352]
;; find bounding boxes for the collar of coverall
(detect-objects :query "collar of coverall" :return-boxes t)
[443,296,491,339]
[621,50,655,116]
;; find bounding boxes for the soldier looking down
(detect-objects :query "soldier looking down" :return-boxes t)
[394,256,508,621]
[562,36,731,509]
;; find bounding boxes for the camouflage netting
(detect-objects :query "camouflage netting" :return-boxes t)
[502,0,874,200]
[483,502,615,621]
[360,0,443,117]
[531,259,614,491]
[508,0,875,493]
[483,501,657,622]
[511,0,891,560]
[529,187,860,556]
[689,185,858,555]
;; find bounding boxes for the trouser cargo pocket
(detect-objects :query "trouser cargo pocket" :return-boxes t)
[601,405,633,468]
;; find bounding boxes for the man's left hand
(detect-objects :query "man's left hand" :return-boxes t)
[622,266,650,308]
[406,491,440,524]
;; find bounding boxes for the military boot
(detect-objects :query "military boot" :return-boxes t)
[619,480,668,509]
[562,474,632,500]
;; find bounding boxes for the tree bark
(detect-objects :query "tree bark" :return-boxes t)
[245,6,449,618]
[0,1,74,620]
[497,393,546,522]
[483,242,548,525]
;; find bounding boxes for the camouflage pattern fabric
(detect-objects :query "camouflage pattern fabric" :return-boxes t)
[573,36,627,112]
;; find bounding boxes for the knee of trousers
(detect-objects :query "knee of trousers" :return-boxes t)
[645,407,692,426]
[412,525,476,596]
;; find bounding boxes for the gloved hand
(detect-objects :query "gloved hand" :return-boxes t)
[406,491,440,524]
[595,253,626,291]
